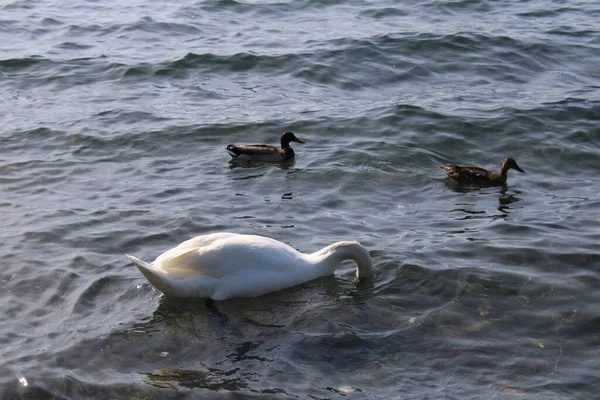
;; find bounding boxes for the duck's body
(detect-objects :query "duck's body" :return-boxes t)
[226,131,305,162]
[126,232,372,300]
[439,158,525,186]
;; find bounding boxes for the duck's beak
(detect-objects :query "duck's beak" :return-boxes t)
[515,165,525,173]
[295,137,306,144]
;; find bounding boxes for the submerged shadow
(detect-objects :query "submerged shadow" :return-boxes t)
[150,296,239,334]
[228,158,296,170]
[136,296,267,390]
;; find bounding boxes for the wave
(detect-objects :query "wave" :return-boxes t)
[2,27,595,92]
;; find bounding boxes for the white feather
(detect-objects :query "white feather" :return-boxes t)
[126,232,373,300]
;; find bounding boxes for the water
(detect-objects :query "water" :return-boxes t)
[1,0,599,398]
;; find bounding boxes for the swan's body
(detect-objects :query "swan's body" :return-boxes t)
[225,131,305,162]
[439,158,525,186]
[126,232,372,300]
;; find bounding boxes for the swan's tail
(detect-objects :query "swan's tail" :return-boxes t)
[126,254,170,294]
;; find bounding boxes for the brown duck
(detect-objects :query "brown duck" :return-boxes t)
[225,131,305,162]
[439,158,525,186]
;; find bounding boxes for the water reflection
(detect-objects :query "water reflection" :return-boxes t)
[498,189,522,213]
[228,170,267,181]
[227,159,301,181]
[143,367,250,390]
[442,178,499,193]
[151,296,233,328]
[228,158,296,170]
[133,296,266,391]
[446,186,523,221]
[451,206,508,221]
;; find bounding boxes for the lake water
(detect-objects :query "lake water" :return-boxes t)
[1,0,599,398]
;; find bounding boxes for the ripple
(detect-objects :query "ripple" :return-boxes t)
[0,56,51,70]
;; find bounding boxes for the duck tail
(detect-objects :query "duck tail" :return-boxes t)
[126,254,169,294]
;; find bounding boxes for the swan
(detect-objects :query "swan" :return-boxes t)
[225,131,305,162]
[126,232,373,300]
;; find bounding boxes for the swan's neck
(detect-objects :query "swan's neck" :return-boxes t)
[309,241,373,279]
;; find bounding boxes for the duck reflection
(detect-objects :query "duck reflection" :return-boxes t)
[228,158,296,170]
[227,159,300,181]
[497,188,522,214]
[448,187,522,221]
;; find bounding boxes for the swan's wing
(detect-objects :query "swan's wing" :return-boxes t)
[174,232,240,250]
[144,233,327,299]
[154,233,310,285]
[154,233,240,268]
[154,247,222,278]
[194,234,310,277]
[197,240,305,276]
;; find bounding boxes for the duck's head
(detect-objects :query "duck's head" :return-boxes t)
[280,131,305,149]
[502,158,525,174]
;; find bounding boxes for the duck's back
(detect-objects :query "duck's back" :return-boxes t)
[442,165,498,185]
[226,144,293,162]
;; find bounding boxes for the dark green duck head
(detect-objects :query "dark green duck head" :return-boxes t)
[280,131,305,149]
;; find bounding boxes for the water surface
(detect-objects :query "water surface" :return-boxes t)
[1,0,599,398]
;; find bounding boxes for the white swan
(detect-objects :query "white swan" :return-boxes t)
[126,232,373,300]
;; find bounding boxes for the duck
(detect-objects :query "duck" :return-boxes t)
[126,232,373,300]
[439,158,525,186]
[225,131,305,162]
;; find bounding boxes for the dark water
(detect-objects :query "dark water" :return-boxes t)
[1,0,599,398]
